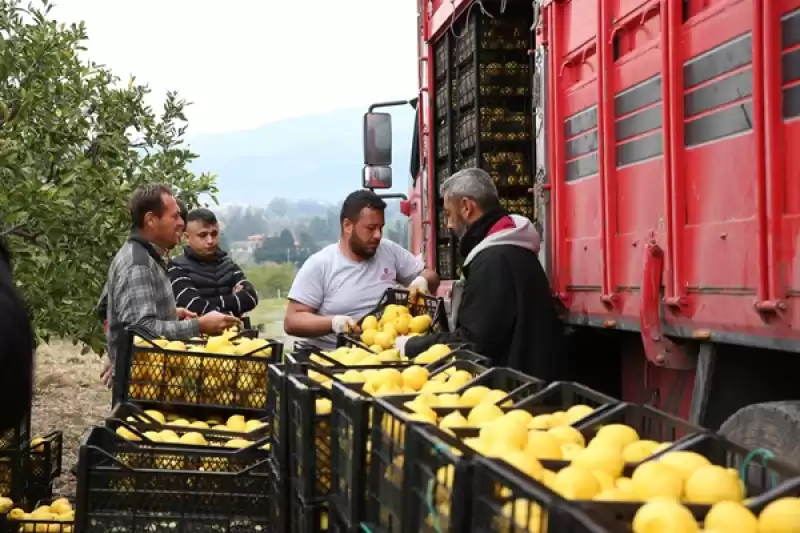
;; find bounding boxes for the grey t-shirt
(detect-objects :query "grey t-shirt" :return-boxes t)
[287,240,425,349]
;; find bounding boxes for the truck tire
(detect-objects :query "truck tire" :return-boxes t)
[718,401,800,466]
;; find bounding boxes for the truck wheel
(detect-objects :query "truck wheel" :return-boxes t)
[718,401,800,466]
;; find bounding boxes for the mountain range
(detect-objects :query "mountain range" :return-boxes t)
[187,106,417,205]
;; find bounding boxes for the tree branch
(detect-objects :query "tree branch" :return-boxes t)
[0,222,41,243]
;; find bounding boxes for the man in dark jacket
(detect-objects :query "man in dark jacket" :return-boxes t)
[168,208,258,317]
[0,237,34,432]
[396,168,568,382]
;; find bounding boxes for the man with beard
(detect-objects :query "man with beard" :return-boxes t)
[284,189,439,350]
[101,184,240,388]
[395,168,567,381]
[169,208,258,317]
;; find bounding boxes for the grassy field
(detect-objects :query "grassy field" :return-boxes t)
[246,297,290,340]
[33,298,291,497]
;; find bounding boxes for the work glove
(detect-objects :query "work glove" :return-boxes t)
[408,276,429,304]
[408,276,429,294]
[331,315,358,334]
[394,335,411,356]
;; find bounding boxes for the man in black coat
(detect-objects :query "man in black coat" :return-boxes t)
[396,168,568,382]
[0,237,34,432]
[168,208,258,317]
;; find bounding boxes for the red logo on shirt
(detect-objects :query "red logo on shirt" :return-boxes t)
[380,267,394,281]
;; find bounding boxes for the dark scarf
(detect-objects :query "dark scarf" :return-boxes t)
[458,205,510,260]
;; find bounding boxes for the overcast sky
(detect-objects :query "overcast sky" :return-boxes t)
[52,1,419,136]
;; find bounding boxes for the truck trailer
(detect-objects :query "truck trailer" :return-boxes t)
[361,0,800,465]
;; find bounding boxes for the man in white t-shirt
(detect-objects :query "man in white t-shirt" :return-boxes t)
[284,190,439,350]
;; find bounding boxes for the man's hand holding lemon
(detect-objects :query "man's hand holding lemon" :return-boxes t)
[408,275,430,305]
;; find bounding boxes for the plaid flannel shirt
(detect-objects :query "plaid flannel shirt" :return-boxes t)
[106,236,200,366]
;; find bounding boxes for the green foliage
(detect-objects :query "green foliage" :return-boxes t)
[244,263,296,298]
[0,0,217,354]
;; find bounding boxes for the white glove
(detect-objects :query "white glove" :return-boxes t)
[331,315,357,334]
[394,335,411,356]
[408,276,429,294]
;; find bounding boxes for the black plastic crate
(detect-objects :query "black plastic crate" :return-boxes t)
[434,34,449,81]
[330,357,491,526]
[267,457,290,533]
[291,496,330,533]
[0,413,29,502]
[359,288,449,334]
[0,414,29,452]
[367,388,510,533]
[25,432,63,507]
[327,505,353,533]
[75,425,272,533]
[114,329,283,411]
[483,150,534,188]
[330,381,373,527]
[423,366,547,417]
[267,363,291,482]
[574,402,708,445]
[0,413,30,492]
[286,373,334,504]
[471,456,611,533]
[513,381,621,425]
[403,423,478,533]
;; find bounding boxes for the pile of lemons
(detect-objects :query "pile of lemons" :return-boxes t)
[359,304,433,350]
[309,343,453,368]
[114,411,268,450]
[423,406,800,533]
[129,331,273,408]
[310,364,482,415]
[2,497,74,532]
[631,496,800,533]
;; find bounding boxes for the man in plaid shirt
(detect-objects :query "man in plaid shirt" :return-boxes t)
[101,184,240,387]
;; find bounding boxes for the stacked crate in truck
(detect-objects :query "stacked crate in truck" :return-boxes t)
[431,3,535,280]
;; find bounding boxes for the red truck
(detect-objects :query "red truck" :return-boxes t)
[361,0,800,461]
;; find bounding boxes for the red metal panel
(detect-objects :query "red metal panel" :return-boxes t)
[414,0,800,345]
[546,0,800,342]
[429,0,471,40]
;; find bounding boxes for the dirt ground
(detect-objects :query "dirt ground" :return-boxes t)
[31,341,111,497]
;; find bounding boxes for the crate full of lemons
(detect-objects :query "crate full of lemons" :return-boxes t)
[123,330,282,410]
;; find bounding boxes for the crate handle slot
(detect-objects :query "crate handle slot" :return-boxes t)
[227,328,260,342]
[84,444,138,472]
[125,325,161,347]
[337,333,377,354]
[229,456,271,476]
[117,403,162,425]
[573,401,631,430]
[241,340,280,357]
[103,418,159,443]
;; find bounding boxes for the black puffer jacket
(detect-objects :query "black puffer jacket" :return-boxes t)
[0,238,34,432]
[168,247,258,317]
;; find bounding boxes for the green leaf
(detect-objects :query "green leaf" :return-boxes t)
[0,0,217,353]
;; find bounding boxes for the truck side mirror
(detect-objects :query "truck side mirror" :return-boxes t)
[362,165,393,189]
[363,112,392,166]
